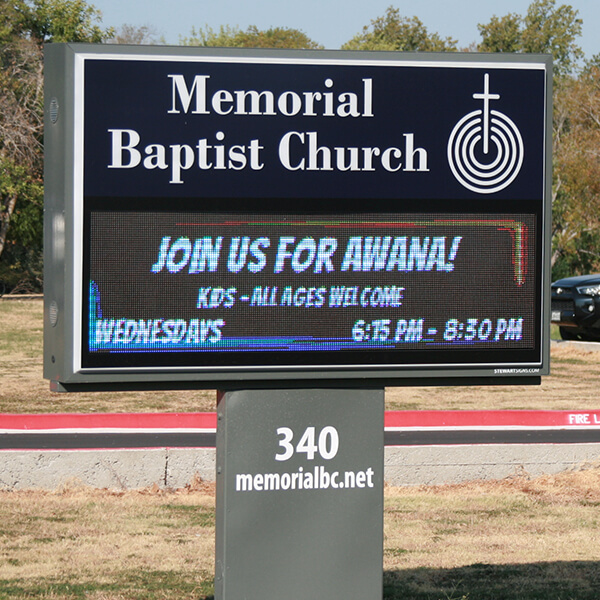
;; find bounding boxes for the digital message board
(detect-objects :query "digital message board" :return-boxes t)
[43,44,552,390]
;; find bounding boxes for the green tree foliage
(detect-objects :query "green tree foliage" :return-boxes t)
[479,1,590,278]
[341,6,457,52]
[478,0,583,78]
[181,25,322,50]
[0,0,112,292]
[551,62,600,277]
[180,24,239,47]
[477,14,522,54]
[0,34,44,292]
[20,0,111,43]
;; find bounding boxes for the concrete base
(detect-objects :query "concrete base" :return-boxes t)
[385,444,600,485]
[2,444,600,490]
[0,448,216,490]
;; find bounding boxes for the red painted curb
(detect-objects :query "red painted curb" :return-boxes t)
[384,410,600,429]
[1,411,600,432]
[0,413,217,431]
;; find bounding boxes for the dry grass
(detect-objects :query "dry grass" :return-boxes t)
[384,466,600,570]
[383,467,600,599]
[0,478,216,599]
[0,490,215,580]
[0,300,216,413]
[3,299,600,413]
[1,469,600,599]
[386,341,600,411]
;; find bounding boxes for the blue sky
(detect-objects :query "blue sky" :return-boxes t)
[90,0,600,59]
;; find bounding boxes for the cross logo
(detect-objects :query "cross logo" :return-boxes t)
[447,74,524,194]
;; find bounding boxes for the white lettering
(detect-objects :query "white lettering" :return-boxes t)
[107,129,264,183]
[167,75,374,118]
[279,131,426,174]
[168,74,210,114]
[108,129,141,168]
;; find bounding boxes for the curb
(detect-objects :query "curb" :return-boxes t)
[1,411,599,490]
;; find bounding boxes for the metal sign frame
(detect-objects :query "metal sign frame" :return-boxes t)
[43,44,552,391]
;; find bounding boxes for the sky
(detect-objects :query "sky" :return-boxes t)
[89,0,600,59]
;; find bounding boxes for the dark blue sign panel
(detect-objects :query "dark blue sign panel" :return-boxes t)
[43,46,551,387]
[83,59,546,201]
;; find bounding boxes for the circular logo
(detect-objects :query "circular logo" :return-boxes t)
[447,74,524,194]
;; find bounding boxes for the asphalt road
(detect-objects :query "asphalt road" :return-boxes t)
[3,428,600,450]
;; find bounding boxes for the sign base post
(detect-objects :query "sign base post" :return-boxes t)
[215,387,384,600]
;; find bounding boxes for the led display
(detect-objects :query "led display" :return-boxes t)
[84,206,538,369]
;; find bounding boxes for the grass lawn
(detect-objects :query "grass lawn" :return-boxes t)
[1,469,600,599]
[2,299,600,599]
[1,299,599,413]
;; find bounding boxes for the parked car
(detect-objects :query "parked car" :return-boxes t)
[551,274,600,341]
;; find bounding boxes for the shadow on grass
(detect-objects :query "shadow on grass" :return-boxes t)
[10,563,596,600]
[383,561,600,600]
[199,562,600,600]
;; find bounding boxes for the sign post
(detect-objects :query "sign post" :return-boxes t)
[215,388,384,599]
[44,45,552,599]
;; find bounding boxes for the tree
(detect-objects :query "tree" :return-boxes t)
[478,0,583,78]
[108,24,163,45]
[477,14,522,54]
[234,25,322,49]
[551,64,600,277]
[180,25,239,47]
[0,0,113,292]
[478,2,588,278]
[181,25,323,50]
[521,0,583,77]
[341,6,457,52]
[27,0,108,42]
[0,36,44,291]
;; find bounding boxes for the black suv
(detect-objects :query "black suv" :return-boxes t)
[551,274,600,340]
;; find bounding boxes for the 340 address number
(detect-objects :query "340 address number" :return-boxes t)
[275,426,340,462]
